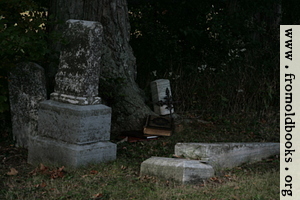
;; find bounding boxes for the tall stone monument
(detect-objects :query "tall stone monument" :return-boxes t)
[28,20,116,167]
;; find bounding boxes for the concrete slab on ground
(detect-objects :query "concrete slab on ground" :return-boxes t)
[140,157,214,184]
[175,142,279,170]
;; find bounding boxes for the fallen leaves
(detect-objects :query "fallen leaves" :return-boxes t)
[209,176,223,183]
[120,165,127,170]
[35,181,47,188]
[50,166,65,179]
[82,169,99,178]
[230,195,241,200]
[7,168,18,176]
[90,170,99,175]
[29,163,66,179]
[139,175,158,183]
[29,163,49,176]
[92,193,103,198]
[233,186,240,190]
[172,154,184,158]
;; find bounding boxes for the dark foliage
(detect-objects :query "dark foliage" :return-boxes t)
[128,0,281,114]
[1,0,298,137]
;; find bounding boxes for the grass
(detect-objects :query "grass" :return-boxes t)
[0,112,279,200]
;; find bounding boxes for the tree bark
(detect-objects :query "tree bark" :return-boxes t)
[49,0,153,133]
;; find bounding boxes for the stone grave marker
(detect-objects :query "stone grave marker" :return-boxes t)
[140,142,280,184]
[140,157,214,184]
[51,19,102,105]
[175,142,280,170]
[151,79,174,115]
[28,19,116,167]
[8,62,47,148]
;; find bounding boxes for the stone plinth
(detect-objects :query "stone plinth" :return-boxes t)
[28,136,116,167]
[38,100,111,144]
[8,62,47,148]
[151,79,174,115]
[175,143,280,170]
[140,157,214,184]
[51,19,103,105]
[28,100,115,167]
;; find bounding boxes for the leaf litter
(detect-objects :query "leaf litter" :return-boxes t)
[29,163,66,179]
[6,168,18,176]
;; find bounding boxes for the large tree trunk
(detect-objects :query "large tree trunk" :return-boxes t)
[48,0,153,133]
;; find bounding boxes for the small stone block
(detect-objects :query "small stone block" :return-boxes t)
[28,136,116,167]
[150,79,174,115]
[175,143,280,170]
[140,157,214,184]
[38,100,111,144]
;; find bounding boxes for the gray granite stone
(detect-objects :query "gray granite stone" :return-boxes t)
[175,142,280,170]
[140,157,214,184]
[51,19,103,105]
[28,135,116,167]
[8,62,47,148]
[38,100,111,144]
[27,19,117,167]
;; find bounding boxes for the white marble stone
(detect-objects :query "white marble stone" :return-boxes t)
[175,142,280,170]
[151,79,174,115]
[140,157,214,184]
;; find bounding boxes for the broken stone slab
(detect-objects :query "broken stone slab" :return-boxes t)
[8,62,47,148]
[140,157,214,184]
[28,136,116,167]
[38,100,111,144]
[175,143,280,170]
[51,19,103,105]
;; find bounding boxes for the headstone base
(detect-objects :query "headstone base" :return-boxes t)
[38,100,111,144]
[28,136,116,167]
[27,100,116,167]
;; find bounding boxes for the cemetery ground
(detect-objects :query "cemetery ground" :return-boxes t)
[0,112,279,200]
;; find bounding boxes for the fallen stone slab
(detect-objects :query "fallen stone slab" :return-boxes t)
[140,157,214,184]
[175,142,280,170]
[28,136,116,167]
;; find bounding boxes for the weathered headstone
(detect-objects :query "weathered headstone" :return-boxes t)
[28,19,116,167]
[8,62,47,148]
[175,142,280,170]
[51,19,102,105]
[151,79,174,115]
[140,157,214,184]
[140,142,279,184]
